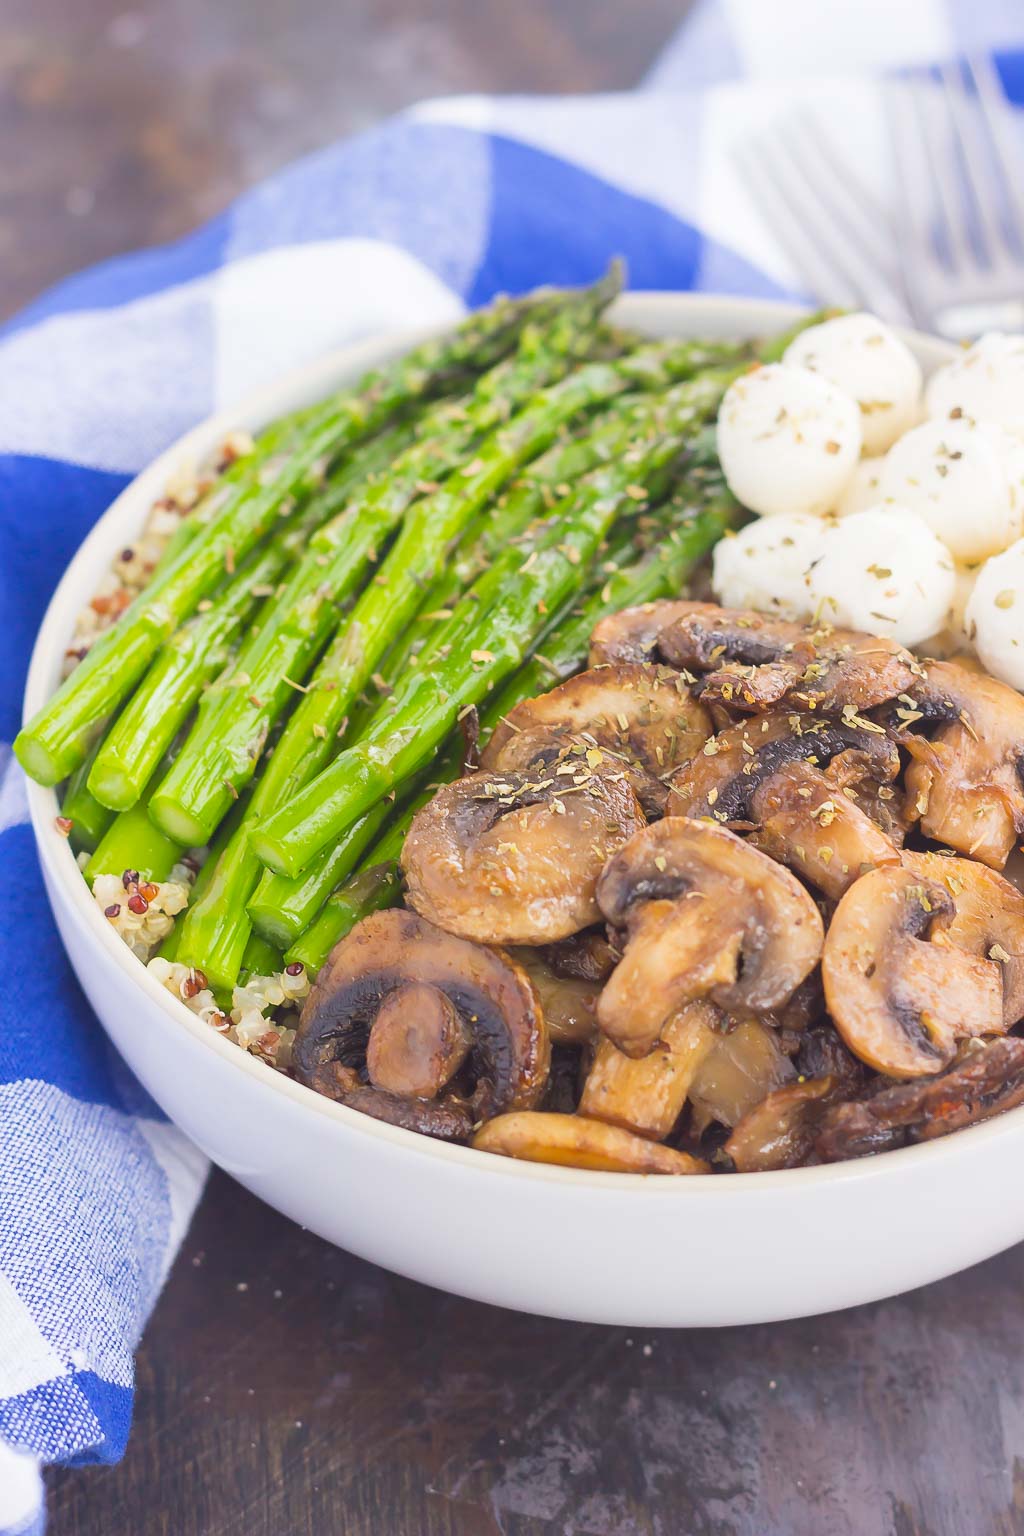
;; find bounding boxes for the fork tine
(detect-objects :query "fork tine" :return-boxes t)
[733,140,862,307]
[775,117,911,320]
[909,71,980,275]
[884,78,950,324]
[967,54,1024,255]
[940,59,1014,267]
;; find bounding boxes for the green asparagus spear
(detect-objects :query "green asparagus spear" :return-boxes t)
[246,795,395,949]
[250,373,736,941]
[87,520,298,812]
[14,284,551,787]
[239,932,283,982]
[250,387,708,875]
[61,741,115,855]
[284,860,404,977]
[490,472,739,709]
[84,799,184,885]
[148,273,624,847]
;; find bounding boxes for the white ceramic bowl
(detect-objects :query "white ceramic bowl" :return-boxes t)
[28,294,1018,1329]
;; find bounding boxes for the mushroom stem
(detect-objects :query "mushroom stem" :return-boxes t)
[366,981,473,1099]
[580,1002,720,1139]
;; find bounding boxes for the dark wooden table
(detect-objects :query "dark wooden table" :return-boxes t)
[10,3,1024,1532]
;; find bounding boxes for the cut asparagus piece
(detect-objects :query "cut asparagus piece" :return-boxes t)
[149,271,623,847]
[250,385,708,875]
[14,282,552,786]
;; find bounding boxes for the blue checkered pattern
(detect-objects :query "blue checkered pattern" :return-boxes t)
[1,2,1021,1527]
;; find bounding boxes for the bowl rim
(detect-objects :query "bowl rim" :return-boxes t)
[28,288,1013,1197]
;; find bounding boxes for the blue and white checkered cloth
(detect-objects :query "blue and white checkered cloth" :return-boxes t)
[2,1,1022,1527]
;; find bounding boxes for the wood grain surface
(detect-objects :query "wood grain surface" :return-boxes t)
[13,2,1024,1532]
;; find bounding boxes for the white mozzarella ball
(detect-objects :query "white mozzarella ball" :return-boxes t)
[965,541,1024,690]
[807,506,955,647]
[784,312,922,455]
[837,455,884,517]
[926,332,1024,436]
[712,513,825,621]
[716,364,862,518]
[875,417,1023,562]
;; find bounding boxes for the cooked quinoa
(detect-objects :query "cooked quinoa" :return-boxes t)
[63,429,256,676]
[147,956,310,1073]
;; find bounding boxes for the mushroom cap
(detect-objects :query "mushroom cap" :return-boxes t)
[815,1037,1024,1160]
[724,1076,842,1172]
[589,600,719,668]
[482,662,712,814]
[401,762,646,946]
[294,909,550,1127]
[657,604,918,714]
[596,818,824,1057]
[473,1112,710,1174]
[901,851,1024,1026]
[903,659,1024,869]
[750,758,901,900]
[671,711,900,826]
[822,864,1008,1079]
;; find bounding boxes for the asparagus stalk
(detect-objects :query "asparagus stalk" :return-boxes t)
[61,741,115,855]
[14,284,550,787]
[246,795,395,949]
[84,799,184,885]
[250,386,708,876]
[285,860,405,977]
[148,272,624,847]
[281,481,736,973]
[248,373,736,943]
[490,471,738,708]
[86,509,308,812]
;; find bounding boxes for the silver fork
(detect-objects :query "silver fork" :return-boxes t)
[886,56,1024,339]
[733,108,913,325]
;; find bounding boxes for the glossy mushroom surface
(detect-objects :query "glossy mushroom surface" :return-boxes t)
[596,819,824,1057]
[482,662,712,816]
[822,864,1007,1079]
[657,604,919,714]
[473,1112,710,1174]
[902,659,1024,869]
[750,758,901,900]
[294,909,550,1132]
[401,760,645,945]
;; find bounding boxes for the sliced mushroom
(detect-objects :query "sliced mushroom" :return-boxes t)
[512,948,601,1044]
[589,600,715,667]
[815,1038,1024,1161]
[579,1001,720,1139]
[901,851,1024,1025]
[670,712,900,826]
[473,1112,710,1173]
[596,819,824,1057]
[401,761,645,945]
[902,659,1024,869]
[724,1076,843,1172]
[657,604,918,714]
[750,759,901,900]
[822,865,1008,1079]
[294,909,550,1133]
[482,663,712,815]
[365,982,473,1099]
[687,1019,796,1134]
